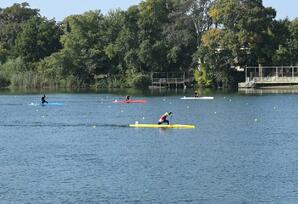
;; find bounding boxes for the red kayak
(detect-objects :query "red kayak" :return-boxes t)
[113,99,147,104]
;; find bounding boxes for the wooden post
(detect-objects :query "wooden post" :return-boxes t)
[166,72,169,88]
[255,67,256,78]
[259,64,262,80]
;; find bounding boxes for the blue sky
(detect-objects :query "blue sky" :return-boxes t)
[263,0,297,20]
[0,0,297,21]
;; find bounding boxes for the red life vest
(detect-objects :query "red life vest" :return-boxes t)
[159,114,168,122]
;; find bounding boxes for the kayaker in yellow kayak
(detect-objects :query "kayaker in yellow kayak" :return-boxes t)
[158,112,172,125]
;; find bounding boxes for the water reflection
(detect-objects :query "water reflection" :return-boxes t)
[239,87,298,95]
[0,87,224,97]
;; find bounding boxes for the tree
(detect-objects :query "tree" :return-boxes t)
[162,0,198,72]
[288,18,298,65]
[14,16,62,62]
[59,11,109,83]
[174,0,213,43]
[198,0,277,87]
[0,3,39,58]
[103,9,130,74]
[209,0,276,65]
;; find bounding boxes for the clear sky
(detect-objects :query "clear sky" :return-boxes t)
[263,0,297,20]
[0,0,297,22]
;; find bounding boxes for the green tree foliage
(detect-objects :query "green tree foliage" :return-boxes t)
[208,0,276,64]
[137,0,172,72]
[0,3,39,60]
[199,0,277,87]
[273,18,298,65]
[103,9,132,74]
[175,0,213,42]
[14,16,62,62]
[57,11,109,84]
[194,63,213,87]
[163,0,198,72]
[289,19,298,65]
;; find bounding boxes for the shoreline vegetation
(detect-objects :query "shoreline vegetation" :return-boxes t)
[0,1,297,90]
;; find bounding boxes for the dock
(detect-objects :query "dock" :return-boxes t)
[238,66,298,88]
[151,72,192,88]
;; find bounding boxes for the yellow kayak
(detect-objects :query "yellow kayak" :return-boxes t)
[129,124,195,129]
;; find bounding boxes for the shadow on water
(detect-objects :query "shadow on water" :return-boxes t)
[4,86,298,97]
[0,123,129,128]
[238,87,298,95]
[0,87,235,97]
[0,103,23,106]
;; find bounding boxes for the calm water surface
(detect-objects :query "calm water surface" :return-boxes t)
[1,90,298,203]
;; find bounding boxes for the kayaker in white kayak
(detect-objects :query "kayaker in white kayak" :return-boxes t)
[158,112,172,125]
[125,95,130,101]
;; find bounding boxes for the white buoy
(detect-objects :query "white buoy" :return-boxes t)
[135,121,139,124]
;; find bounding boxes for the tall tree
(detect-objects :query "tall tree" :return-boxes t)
[0,3,39,61]
[137,0,172,72]
[103,9,128,74]
[14,16,62,63]
[59,11,109,83]
[163,0,198,72]
[173,0,213,43]
[288,19,298,65]
[198,0,276,86]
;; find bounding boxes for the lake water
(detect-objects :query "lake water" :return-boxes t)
[1,89,298,203]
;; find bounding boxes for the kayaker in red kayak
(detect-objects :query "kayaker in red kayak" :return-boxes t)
[158,112,172,125]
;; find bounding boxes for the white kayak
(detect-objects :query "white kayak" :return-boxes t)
[181,96,214,100]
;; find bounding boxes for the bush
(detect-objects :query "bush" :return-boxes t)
[0,74,10,87]
[10,71,39,88]
[65,75,85,88]
[0,57,27,78]
[129,74,151,89]
[194,63,213,87]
